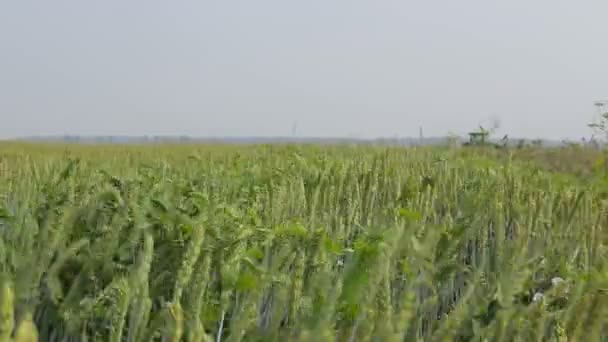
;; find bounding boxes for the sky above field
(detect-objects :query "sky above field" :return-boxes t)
[1,1,607,140]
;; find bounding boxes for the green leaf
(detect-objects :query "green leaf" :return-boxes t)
[236,272,257,292]
[397,208,422,221]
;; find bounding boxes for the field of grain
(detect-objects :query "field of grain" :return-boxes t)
[0,143,606,341]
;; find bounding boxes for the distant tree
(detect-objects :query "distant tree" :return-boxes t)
[446,132,460,148]
[516,139,526,149]
[589,101,608,141]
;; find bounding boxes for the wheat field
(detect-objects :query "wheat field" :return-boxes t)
[0,143,606,341]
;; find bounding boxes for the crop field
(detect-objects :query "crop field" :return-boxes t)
[0,143,607,341]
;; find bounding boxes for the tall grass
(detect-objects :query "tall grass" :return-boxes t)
[0,142,607,341]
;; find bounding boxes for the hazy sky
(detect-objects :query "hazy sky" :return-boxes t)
[1,1,607,139]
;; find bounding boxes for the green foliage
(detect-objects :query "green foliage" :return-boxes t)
[0,142,606,341]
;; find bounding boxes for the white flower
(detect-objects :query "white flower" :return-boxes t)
[551,277,569,295]
[551,277,565,287]
[533,292,544,302]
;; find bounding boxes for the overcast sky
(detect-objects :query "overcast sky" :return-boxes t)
[1,1,607,139]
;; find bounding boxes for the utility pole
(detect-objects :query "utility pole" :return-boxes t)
[292,121,298,137]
